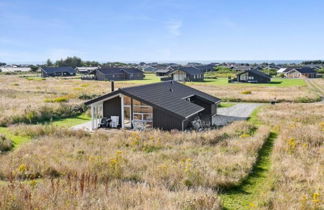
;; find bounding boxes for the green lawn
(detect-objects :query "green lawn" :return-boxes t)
[123,73,160,84]
[124,74,306,87]
[51,113,91,127]
[190,78,306,87]
[0,127,31,147]
[218,102,236,108]
[0,113,91,148]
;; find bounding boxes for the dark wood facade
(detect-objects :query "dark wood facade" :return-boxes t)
[95,68,144,81]
[236,70,271,83]
[103,97,121,125]
[85,81,221,131]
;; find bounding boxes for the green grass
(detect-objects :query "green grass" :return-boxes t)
[0,113,91,148]
[51,113,91,127]
[219,105,277,209]
[123,73,306,87]
[248,105,265,126]
[218,102,236,108]
[190,78,306,87]
[0,127,31,148]
[123,73,160,84]
[220,132,277,209]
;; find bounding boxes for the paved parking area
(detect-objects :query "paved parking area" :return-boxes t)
[214,103,262,126]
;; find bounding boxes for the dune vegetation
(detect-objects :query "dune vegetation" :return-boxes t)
[0,74,323,209]
[0,121,272,209]
[0,74,320,127]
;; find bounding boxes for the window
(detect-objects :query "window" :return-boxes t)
[132,99,153,128]
[122,96,153,129]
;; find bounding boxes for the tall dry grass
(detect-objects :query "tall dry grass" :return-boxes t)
[0,121,272,209]
[0,179,221,210]
[0,122,270,191]
[190,83,319,103]
[258,103,324,209]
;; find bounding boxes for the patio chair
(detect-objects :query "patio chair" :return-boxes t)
[132,120,146,130]
[110,116,119,128]
[98,117,111,128]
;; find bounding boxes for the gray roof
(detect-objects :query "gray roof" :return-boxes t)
[237,69,271,78]
[85,81,220,119]
[170,66,203,75]
[98,67,143,75]
[295,67,317,74]
[42,67,76,74]
[122,68,144,74]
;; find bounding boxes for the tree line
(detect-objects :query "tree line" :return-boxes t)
[45,56,100,68]
[301,60,324,65]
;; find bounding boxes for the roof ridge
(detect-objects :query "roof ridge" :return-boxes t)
[120,80,179,90]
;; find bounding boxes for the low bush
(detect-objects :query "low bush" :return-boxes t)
[241,90,252,94]
[0,135,14,152]
[44,96,69,103]
[1,104,84,126]
[78,93,98,100]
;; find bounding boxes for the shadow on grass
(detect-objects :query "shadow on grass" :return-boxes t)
[220,132,277,209]
[269,81,282,84]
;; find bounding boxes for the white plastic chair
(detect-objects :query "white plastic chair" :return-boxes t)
[110,116,119,128]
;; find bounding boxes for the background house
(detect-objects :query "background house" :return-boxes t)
[167,66,204,82]
[40,67,76,77]
[85,81,220,130]
[95,67,144,81]
[285,67,317,78]
[236,69,271,83]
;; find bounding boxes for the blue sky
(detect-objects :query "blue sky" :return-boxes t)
[0,0,324,63]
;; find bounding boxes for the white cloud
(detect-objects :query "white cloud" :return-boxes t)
[166,19,183,37]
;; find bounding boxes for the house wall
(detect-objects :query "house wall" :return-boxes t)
[170,70,204,82]
[153,108,183,130]
[96,71,125,81]
[238,72,270,83]
[103,97,121,125]
[285,70,301,78]
[187,73,204,81]
[125,72,144,80]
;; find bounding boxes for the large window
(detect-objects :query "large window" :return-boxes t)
[133,99,153,128]
[123,96,132,128]
[123,96,153,128]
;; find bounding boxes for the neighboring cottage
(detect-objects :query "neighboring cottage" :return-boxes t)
[95,67,144,81]
[193,64,215,72]
[0,67,31,72]
[40,67,76,77]
[285,67,317,78]
[85,81,221,130]
[236,69,271,83]
[167,66,204,82]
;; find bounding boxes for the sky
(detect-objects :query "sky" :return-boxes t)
[0,0,324,63]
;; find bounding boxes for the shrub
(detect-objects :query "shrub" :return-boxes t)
[6,104,84,125]
[295,96,320,103]
[241,90,252,94]
[0,135,14,152]
[44,96,69,103]
[78,93,98,100]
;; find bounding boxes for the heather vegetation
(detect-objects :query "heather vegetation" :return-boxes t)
[0,121,272,209]
[0,74,323,209]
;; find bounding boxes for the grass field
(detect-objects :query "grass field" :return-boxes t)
[0,73,323,209]
[0,74,318,128]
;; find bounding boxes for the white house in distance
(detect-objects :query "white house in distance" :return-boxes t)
[0,66,31,72]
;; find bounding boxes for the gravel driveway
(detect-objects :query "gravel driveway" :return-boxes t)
[214,103,262,126]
